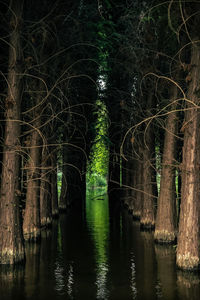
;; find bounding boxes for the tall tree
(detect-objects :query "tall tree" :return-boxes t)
[0,0,25,264]
[154,82,178,243]
[23,81,42,240]
[140,89,157,229]
[176,41,200,270]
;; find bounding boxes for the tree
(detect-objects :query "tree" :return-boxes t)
[176,41,200,270]
[140,90,157,229]
[154,81,178,243]
[0,0,25,264]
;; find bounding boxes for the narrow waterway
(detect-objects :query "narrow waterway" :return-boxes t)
[0,189,200,300]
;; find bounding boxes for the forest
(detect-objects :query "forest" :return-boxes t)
[0,0,200,274]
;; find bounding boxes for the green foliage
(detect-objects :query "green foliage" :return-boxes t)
[87,99,109,187]
[57,171,62,197]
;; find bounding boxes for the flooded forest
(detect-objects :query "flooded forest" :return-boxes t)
[1,0,200,299]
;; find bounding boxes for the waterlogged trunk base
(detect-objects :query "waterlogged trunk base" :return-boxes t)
[0,248,25,265]
[23,228,41,242]
[132,210,141,220]
[59,203,67,212]
[41,217,52,228]
[140,218,155,230]
[177,253,200,271]
[52,209,59,218]
[154,230,176,244]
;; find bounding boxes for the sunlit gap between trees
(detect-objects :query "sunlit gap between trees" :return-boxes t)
[86,98,109,194]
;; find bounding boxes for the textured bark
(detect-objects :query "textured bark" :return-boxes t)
[59,136,68,211]
[40,148,52,227]
[140,96,156,229]
[154,85,178,243]
[140,145,156,229]
[176,44,200,270]
[23,124,41,241]
[127,158,136,213]
[0,0,25,264]
[132,153,142,219]
[51,151,59,217]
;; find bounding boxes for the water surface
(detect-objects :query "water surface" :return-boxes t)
[0,190,200,299]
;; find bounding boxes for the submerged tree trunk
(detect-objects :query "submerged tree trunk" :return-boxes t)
[176,43,200,270]
[132,146,143,219]
[140,143,156,229]
[40,147,52,227]
[154,84,178,243]
[0,0,25,264]
[140,94,156,229]
[51,150,59,217]
[23,116,41,241]
[59,135,68,211]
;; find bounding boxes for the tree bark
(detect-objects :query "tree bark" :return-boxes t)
[140,95,156,229]
[51,150,59,217]
[154,84,178,243]
[59,135,68,211]
[132,153,143,219]
[40,147,52,227]
[176,43,200,270]
[23,120,41,240]
[0,0,25,264]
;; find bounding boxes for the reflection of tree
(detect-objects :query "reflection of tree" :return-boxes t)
[86,191,109,299]
[155,244,177,299]
[135,230,157,299]
[24,243,40,298]
[177,271,200,300]
[0,265,25,300]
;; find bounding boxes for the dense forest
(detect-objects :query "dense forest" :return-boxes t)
[0,0,200,272]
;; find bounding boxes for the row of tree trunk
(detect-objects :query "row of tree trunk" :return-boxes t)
[0,0,97,264]
[118,42,200,271]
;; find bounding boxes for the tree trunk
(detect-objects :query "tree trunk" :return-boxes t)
[176,43,200,270]
[23,120,41,240]
[154,84,178,243]
[127,157,137,213]
[140,144,156,229]
[59,136,68,211]
[51,151,59,217]
[0,0,25,264]
[132,153,142,219]
[23,78,44,241]
[140,94,156,229]
[40,147,52,227]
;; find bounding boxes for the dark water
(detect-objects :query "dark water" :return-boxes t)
[0,191,200,300]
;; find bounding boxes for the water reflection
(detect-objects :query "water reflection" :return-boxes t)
[86,188,109,299]
[1,195,200,299]
[177,270,200,300]
[0,265,25,300]
[130,253,137,299]
[24,242,40,299]
[155,244,177,300]
[54,261,74,298]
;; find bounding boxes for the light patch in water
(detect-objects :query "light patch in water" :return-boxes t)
[54,261,74,298]
[67,264,74,298]
[96,262,109,300]
[54,262,65,294]
[130,253,137,298]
